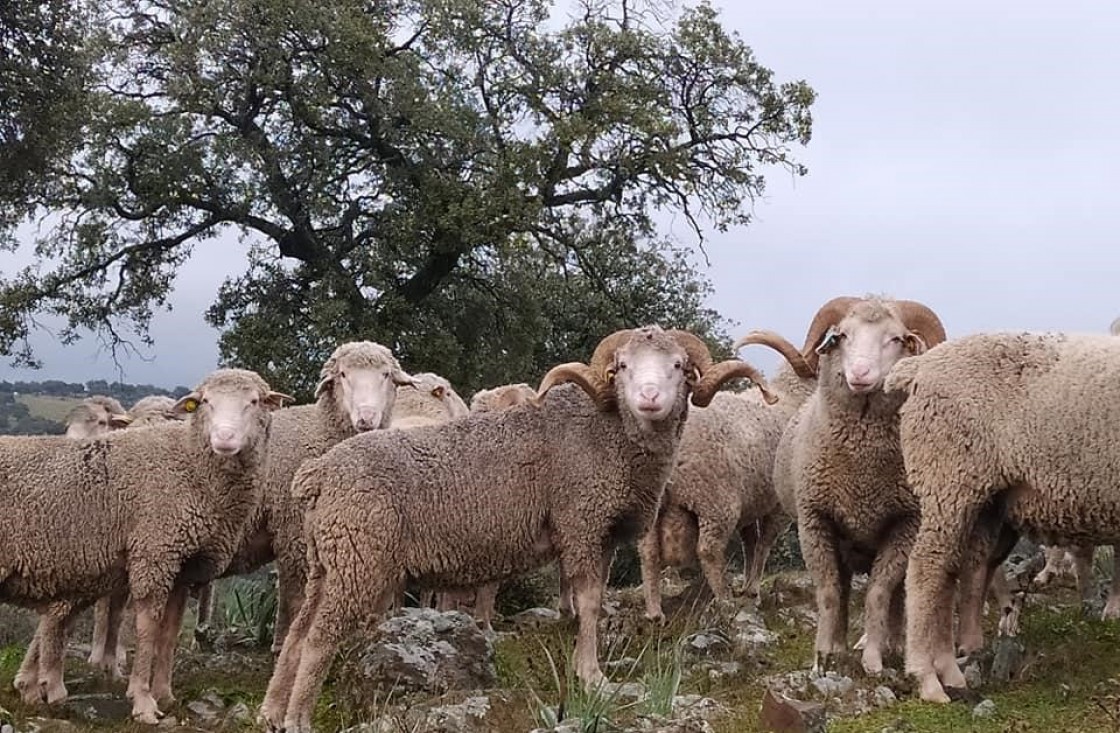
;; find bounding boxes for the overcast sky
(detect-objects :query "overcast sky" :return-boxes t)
[2,0,1118,389]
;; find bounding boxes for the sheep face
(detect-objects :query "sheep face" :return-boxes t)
[412,373,470,419]
[816,302,926,395]
[611,333,691,424]
[65,397,132,439]
[174,369,291,456]
[316,342,417,432]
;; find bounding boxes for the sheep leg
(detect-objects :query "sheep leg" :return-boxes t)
[194,582,214,628]
[93,591,130,679]
[799,511,849,674]
[273,554,307,656]
[1032,545,1068,587]
[88,596,113,669]
[695,517,732,605]
[860,518,916,676]
[1070,544,1096,610]
[905,507,978,704]
[473,582,499,633]
[280,593,355,733]
[638,523,667,622]
[569,569,608,689]
[261,572,325,730]
[36,602,82,705]
[14,624,42,703]
[127,593,171,724]
[956,542,993,656]
[150,583,189,705]
[1103,546,1120,620]
[741,513,790,605]
[556,562,575,618]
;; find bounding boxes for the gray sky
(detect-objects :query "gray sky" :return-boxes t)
[2,0,1119,388]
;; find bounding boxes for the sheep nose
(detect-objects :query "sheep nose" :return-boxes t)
[850,361,872,379]
[215,426,236,442]
[639,385,661,402]
[355,406,381,431]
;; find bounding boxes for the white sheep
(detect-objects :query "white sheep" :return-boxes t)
[768,295,946,676]
[0,369,291,723]
[258,326,776,733]
[637,330,818,622]
[885,330,1120,703]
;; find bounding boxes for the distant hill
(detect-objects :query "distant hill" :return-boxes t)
[0,379,191,435]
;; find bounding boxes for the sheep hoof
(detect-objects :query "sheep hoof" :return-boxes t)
[43,680,69,705]
[18,681,44,706]
[852,632,868,651]
[810,651,836,677]
[917,676,951,704]
[1103,602,1120,621]
[643,610,666,625]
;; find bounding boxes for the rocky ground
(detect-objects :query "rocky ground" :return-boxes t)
[4,544,1120,732]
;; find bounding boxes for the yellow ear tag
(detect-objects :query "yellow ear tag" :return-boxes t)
[182,398,199,413]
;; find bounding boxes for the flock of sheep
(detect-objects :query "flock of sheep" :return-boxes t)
[1,298,1118,732]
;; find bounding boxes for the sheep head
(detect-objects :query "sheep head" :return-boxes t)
[314,340,419,432]
[537,326,776,414]
[809,297,946,395]
[470,383,538,413]
[173,368,293,456]
[65,396,133,439]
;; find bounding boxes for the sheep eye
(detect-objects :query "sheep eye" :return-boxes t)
[617,362,628,370]
[339,370,347,379]
[251,398,259,406]
[673,361,682,370]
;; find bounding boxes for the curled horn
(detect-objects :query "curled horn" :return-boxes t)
[536,329,635,411]
[802,296,862,375]
[893,300,947,352]
[733,330,815,380]
[670,331,777,407]
[666,329,713,380]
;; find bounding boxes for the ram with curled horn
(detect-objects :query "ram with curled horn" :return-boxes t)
[537,327,777,410]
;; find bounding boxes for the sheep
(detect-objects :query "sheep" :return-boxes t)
[469,382,538,413]
[84,394,194,676]
[219,341,418,658]
[0,369,290,723]
[12,396,137,695]
[389,372,469,429]
[423,382,542,629]
[258,326,777,733]
[637,330,819,622]
[764,295,946,677]
[1030,317,1120,619]
[63,395,132,438]
[884,329,1120,703]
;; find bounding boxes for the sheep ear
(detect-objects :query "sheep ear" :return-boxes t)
[394,371,420,388]
[172,392,202,416]
[814,327,843,355]
[263,391,295,410]
[110,413,133,428]
[314,375,333,399]
[904,333,929,355]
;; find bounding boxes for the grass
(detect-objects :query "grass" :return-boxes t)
[4,571,1120,732]
[15,394,82,422]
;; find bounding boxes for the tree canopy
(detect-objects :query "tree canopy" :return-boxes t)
[0,0,814,398]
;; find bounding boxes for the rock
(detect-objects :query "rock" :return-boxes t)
[671,695,727,721]
[809,671,854,698]
[415,696,491,733]
[686,631,729,654]
[627,716,715,733]
[972,699,997,718]
[606,681,647,701]
[704,661,742,681]
[963,659,984,689]
[341,721,403,733]
[606,656,641,672]
[759,688,826,733]
[338,608,496,697]
[58,694,132,724]
[509,607,563,630]
[872,686,897,707]
[226,702,253,724]
[990,637,1025,683]
[186,700,222,722]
